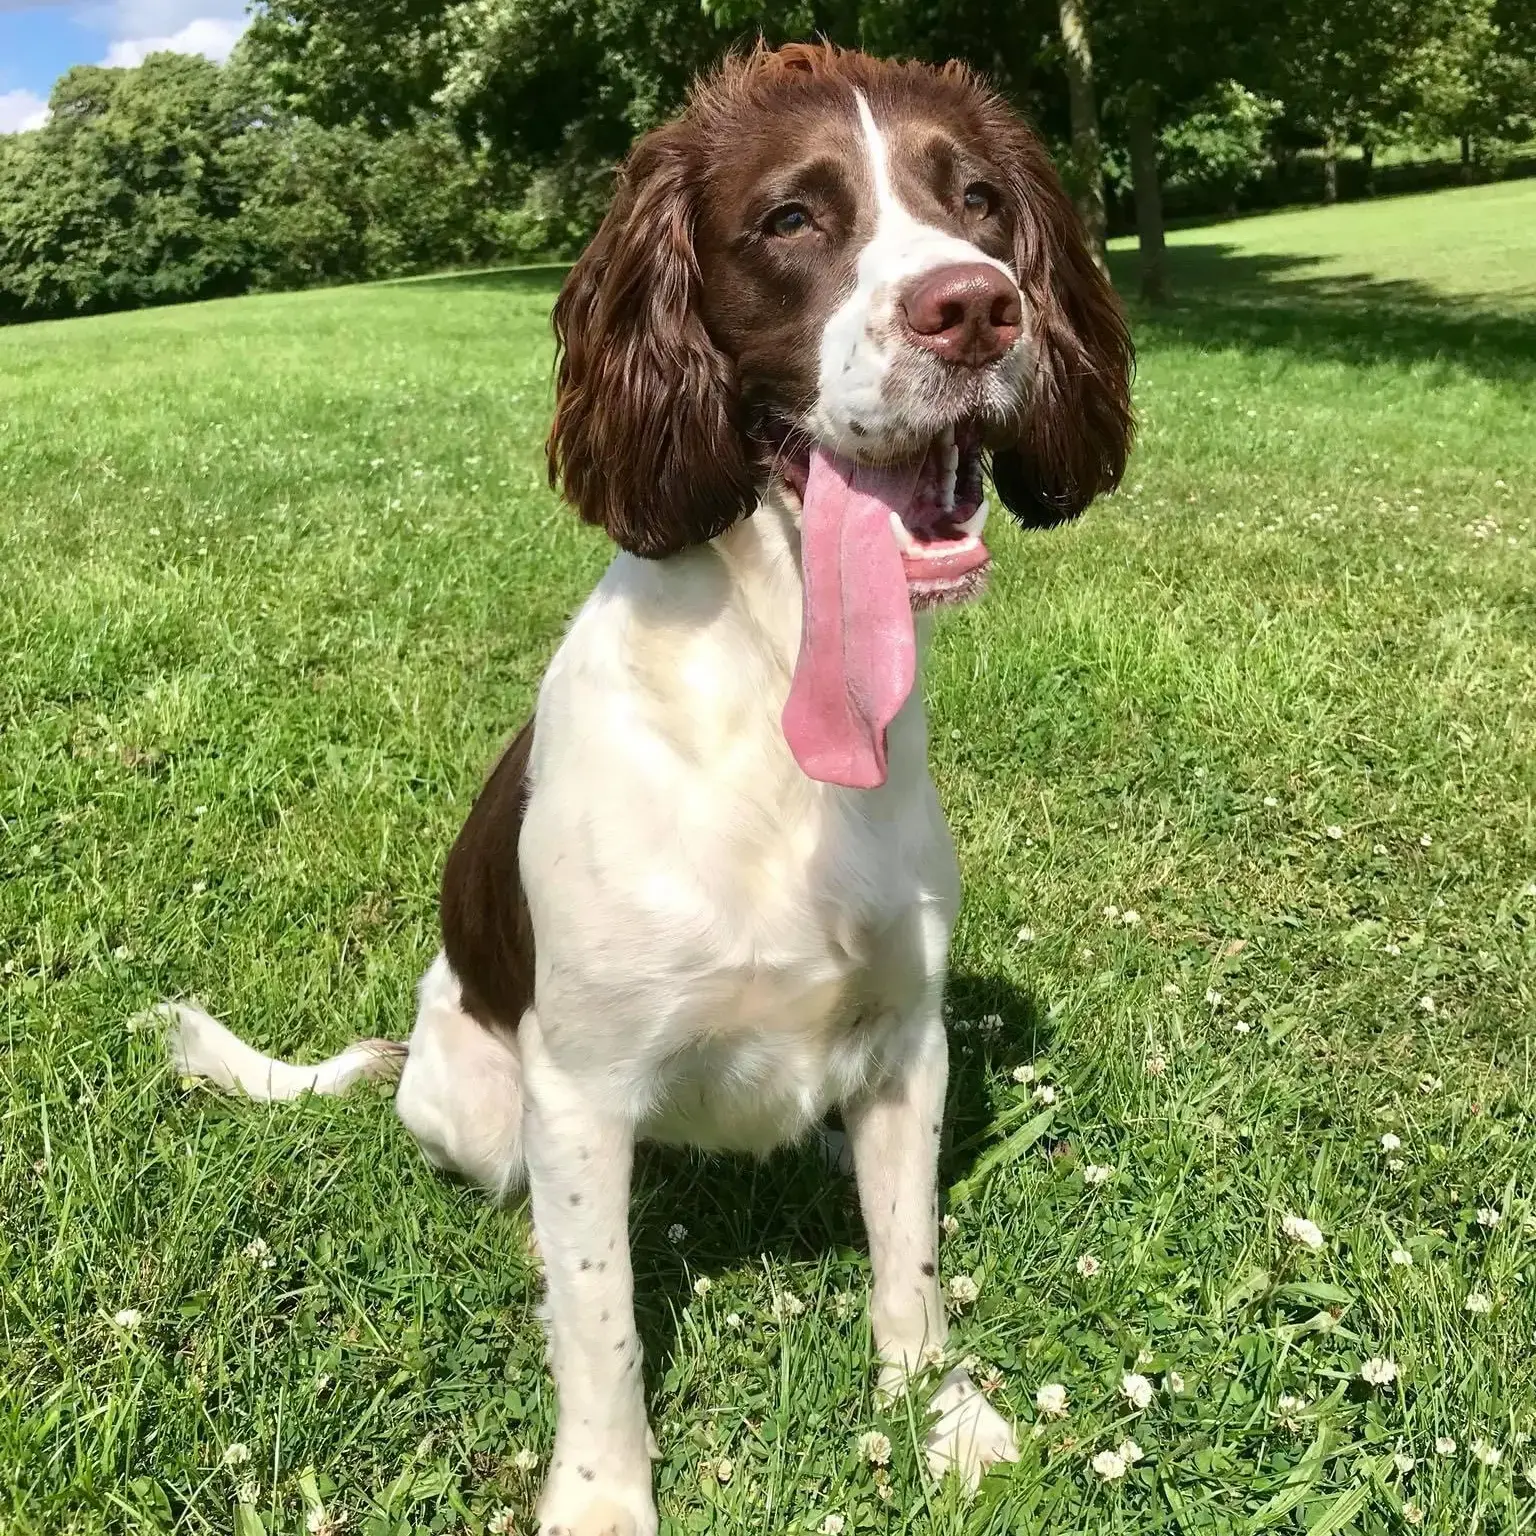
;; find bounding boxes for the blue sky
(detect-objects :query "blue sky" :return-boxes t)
[0,0,250,131]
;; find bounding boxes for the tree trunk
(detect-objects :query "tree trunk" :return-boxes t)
[1361,143,1375,196]
[1057,0,1107,273]
[1321,131,1339,204]
[1127,92,1169,304]
[1460,132,1474,182]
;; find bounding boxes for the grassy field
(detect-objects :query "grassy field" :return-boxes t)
[2,179,1534,1536]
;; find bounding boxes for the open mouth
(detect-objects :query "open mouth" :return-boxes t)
[778,420,992,608]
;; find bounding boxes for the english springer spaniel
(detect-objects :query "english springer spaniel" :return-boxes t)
[164,42,1133,1534]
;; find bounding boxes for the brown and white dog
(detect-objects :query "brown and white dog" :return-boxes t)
[163,43,1132,1534]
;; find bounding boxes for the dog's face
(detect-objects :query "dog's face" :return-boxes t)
[548,43,1134,584]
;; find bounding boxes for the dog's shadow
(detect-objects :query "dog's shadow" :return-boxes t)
[614,970,1053,1396]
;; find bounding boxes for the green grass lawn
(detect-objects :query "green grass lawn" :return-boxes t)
[3,179,1534,1536]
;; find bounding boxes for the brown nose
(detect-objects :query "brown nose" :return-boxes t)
[899,263,1022,367]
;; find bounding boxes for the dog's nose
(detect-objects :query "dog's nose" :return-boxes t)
[899,263,1022,367]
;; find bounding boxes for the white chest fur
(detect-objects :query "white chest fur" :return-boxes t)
[519,491,959,1153]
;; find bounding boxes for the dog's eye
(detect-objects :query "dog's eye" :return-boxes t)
[766,204,814,238]
[962,182,998,218]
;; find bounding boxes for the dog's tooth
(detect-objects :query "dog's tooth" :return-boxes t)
[940,441,959,514]
[888,511,919,552]
[955,496,989,539]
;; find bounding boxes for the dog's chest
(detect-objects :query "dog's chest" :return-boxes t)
[521,525,959,1151]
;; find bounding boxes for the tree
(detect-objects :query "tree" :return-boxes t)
[1054,0,1107,272]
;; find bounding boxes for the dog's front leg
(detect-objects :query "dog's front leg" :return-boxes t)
[844,1010,1020,1491]
[522,1015,655,1536]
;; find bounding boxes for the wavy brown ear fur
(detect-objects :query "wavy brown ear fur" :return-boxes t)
[546,123,756,558]
[982,102,1135,528]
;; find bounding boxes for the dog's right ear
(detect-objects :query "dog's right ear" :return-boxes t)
[547,125,756,559]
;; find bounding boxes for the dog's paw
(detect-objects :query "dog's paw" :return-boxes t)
[538,1467,656,1536]
[924,1367,1020,1491]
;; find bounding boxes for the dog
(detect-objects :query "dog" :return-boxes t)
[163,42,1132,1535]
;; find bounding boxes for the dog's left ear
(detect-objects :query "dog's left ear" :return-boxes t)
[547,123,756,558]
[983,109,1135,528]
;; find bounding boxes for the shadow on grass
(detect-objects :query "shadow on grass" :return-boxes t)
[623,970,1054,1390]
[387,264,569,296]
[1107,244,1536,384]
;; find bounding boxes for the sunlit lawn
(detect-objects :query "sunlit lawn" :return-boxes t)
[2,180,1534,1534]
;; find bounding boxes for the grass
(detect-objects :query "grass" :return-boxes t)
[2,178,1534,1536]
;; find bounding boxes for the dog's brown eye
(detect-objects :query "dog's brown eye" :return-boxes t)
[767,204,814,238]
[963,182,997,217]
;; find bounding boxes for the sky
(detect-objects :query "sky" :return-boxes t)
[0,0,250,132]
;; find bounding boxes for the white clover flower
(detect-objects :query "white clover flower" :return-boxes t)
[1282,1214,1325,1251]
[113,1308,142,1331]
[1390,1248,1414,1268]
[1394,1452,1416,1475]
[236,1480,259,1506]
[978,1365,1004,1395]
[940,1213,960,1239]
[1419,832,1433,847]
[1387,1158,1406,1173]
[1373,844,1389,856]
[1380,1133,1402,1152]
[1036,1382,1069,1418]
[486,1509,515,1536]
[859,1430,892,1466]
[715,1457,735,1484]
[1092,1448,1127,1480]
[1360,1357,1398,1387]
[1402,1503,1424,1526]
[1263,795,1278,807]
[1076,1254,1101,1278]
[1465,1292,1493,1315]
[1435,1436,1456,1456]
[1471,1440,1501,1467]
[1117,1438,1145,1466]
[1384,941,1401,955]
[819,1515,843,1535]
[776,1292,806,1319]
[691,1276,712,1299]
[1233,1020,1251,1034]
[666,1223,688,1244]
[920,1342,945,1369]
[1103,904,1121,920]
[1017,926,1037,943]
[1418,1074,1443,1094]
[947,1274,980,1309]
[1325,825,1343,841]
[1082,1164,1113,1187]
[1121,910,1141,926]
[1033,1084,1058,1105]
[242,1237,276,1270]
[223,1442,251,1467]
[1144,1054,1167,1078]
[1161,982,1181,996]
[1166,1371,1185,1395]
[1477,1206,1502,1229]
[1418,995,1437,1015]
[1120,1372,1154,1411]
[725,1312,743,1330]
[1011,1064,1036,1085]
[512,1447,538,1473]
[1204,989,1224,1007]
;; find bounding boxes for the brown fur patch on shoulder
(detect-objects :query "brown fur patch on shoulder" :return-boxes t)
[441,718,536,1035]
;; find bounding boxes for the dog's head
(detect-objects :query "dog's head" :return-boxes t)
[547,43,1134,784]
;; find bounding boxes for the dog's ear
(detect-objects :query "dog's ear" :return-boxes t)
[547,124,755,558]
[982,109,1135,529]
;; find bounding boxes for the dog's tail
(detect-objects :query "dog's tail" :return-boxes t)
[158,1001,405,1101]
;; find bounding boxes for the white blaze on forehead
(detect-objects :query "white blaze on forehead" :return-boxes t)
[812,91,1019,450]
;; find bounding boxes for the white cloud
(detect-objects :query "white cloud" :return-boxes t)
[99,13,248,68]
[0,89,50,133]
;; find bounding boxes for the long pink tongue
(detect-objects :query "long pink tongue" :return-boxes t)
[782,448,920,788]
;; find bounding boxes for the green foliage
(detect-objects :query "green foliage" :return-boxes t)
[1159,81,1284,208]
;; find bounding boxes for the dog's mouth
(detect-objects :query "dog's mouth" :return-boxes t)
[779,420,991,609]
[772,419,996,791]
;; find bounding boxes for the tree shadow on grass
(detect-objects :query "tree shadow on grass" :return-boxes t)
[621,970,1054,1393]
[1107,244,1536,385]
